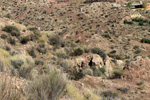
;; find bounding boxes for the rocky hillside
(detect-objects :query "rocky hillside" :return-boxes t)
[0,0,150,100]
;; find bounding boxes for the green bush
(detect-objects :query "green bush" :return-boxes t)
[26,66,67,100]
[3,25,20,37]
[124,20,133,25]
[73,48,84,56]
[132,18,149,24]
[141,38,150,43]
[99,67,106,74]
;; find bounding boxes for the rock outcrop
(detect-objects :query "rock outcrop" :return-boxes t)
[74,53,115,76]
[123,56,150,81]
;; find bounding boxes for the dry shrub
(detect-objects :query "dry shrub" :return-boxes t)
[0,74,24,100]
[0,48,35,79]
[26,66,67,100]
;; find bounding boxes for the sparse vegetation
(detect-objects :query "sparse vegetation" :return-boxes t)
[0,1,150,100]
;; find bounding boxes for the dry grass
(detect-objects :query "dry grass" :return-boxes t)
[0,48,11,72]
[65,83,101,100]
[0,73,24,100]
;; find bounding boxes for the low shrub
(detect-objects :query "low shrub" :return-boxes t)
[91,47,107,60]
[99,67,106,74]
[141,38,150,43]
[30,31,41,42]
[102,33,111,39]
[26,66,67,100]
[20,36,31,44]
[48,35,64,48]
[0,48,35,79]
[115,55,125,60]
[37,47,47,54]
[124,20,133,25]
[139,22,144,26]
[7,37,16,45]
[139,84,146,90]
[4,13,11,18]
[28,49,36,58]
[126,2,132,8]
[10,55,35,79]
[56,52,67,58]
[92,67,103,77]
[3,25,20,37]
[111,68,123,79]
[72,48,84,56]
[117,87,129,93]
[1,34,7,39]
[71,67,84,80]
[101,90,118,99]
[84,48,90,53]
[82,68,93,76]
[28,27,38,31]
[132,18,149,23]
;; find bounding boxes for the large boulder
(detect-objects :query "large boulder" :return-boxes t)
[74,53,115,76]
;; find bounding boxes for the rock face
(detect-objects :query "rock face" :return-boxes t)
[74,54,114,76]
[123,56,150,81]
[116,60,125,69]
